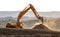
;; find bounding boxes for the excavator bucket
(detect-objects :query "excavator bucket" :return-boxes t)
[6,4,43,29]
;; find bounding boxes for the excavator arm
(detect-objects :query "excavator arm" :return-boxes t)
[30,4,40,19]
[30,4,43,24]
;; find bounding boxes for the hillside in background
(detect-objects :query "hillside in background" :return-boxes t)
[0,16,60,31]
[0,11,60,17]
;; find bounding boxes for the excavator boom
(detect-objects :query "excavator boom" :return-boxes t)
[16,5,30,27]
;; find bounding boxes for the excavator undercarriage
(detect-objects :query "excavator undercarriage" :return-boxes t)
[6,4,43,29]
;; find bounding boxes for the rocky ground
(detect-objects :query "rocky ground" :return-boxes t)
[0,28,60,37]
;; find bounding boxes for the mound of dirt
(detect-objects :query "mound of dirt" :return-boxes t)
[33,24,51,31]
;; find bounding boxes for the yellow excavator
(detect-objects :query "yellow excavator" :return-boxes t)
[6,4,43,29]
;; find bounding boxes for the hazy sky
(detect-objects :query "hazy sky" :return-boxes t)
[0,0,60,17]
[0,0,60,12]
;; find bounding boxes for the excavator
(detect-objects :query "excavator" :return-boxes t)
[6,4,43,29]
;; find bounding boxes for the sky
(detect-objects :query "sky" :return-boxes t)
[0,0,60,17]
[0,0,60,12]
